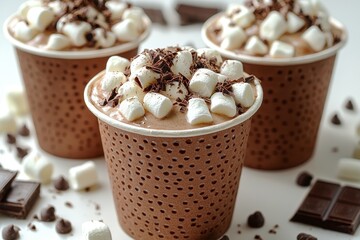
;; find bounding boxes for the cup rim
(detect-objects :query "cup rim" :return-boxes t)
[3,14,152,60]
[84,70,263,138]
[201,12,348,66]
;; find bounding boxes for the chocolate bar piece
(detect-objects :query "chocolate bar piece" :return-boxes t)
[0,181,40,219]
[291,180,360,234]
[175,3,221,25]
[0,169,17,201]
[142,7,167,25]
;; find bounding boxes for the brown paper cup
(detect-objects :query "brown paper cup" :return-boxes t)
[85,75,263,239]
[3,15,151,159]
[202,14,347,170]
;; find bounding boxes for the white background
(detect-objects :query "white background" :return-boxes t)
[1,0,360,239]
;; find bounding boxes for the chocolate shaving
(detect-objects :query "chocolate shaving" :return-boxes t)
[6,134,16,145]
[18,124,30,137]
[245,75,255,83]
[215,78,244,95]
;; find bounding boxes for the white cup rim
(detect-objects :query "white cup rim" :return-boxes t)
[201,12,347,66]
[84,70,263,138]
[3,14,152,59]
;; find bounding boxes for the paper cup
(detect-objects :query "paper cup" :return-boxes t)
[3,15,151,159]
[85,73,263,239]
[202,13,347,170]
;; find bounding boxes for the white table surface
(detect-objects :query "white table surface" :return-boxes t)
[1,1,360,239]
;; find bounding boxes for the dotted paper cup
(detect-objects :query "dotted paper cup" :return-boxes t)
[3,15,151,159]
[85,74,263,239]
[202,13,347,170]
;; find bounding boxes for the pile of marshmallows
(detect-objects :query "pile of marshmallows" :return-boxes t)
[100,48,256,125]
[216,0,334,57]
[12,0,146,50]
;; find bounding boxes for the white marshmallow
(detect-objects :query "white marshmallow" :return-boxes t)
[118,81,145,101]
[130,54,150,73]
[220,60,244,81]
[119,97,145,121]
[26,6,55,31]
[232,82,255,108]
[216,16,232,29]
[317,11,331,32]
[171,50,192,79]
[299,0,313,16]
[217,74,228,83]
[189,69,218,98]
[226,4,242,15]
[260,11,287,41]
[287,12,305,34]
[18,0,41,19]
[337,158,360,181]
[82,220,112,240]
[48,1,65,15]
[7,89,29,116]
[220,25,247,50]
[122,7,145,31]
[106,56,130,73]
[105,1,128,20]
[101,72,126,92]
[93,28,116,48]
[143,93,172,119]
[187,98,213,125]
[311,0,328,15]
[86,6,108,29]
[231,5,255,28]
[62,21,92,47]
[210,92,237,117]
[45,34,71,50]
[269,40,295,58]
[22,152,53,184]
[131,67,158,89]
[302,25,326,52]
[13,21,38,42]
[160,81,189,100]
[244,36,268,55]
[196,48,223,66]
[0,112,17,133]
[112,19,139,42]
[69,161,98,190]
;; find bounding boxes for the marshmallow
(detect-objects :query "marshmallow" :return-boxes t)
[13,21,38,42]
[220,25,247,50]
[210,92,237,117]
[216,16,232,29]
[231,5,255,28]
[337,158,360,181]
[299,0,313,16]
[62,21,92,47]
[119,97,145,121]
[189,69,218,98]
[48,1,65,15]
[287,12,305,34]
[22,152,53,184]
[143,93,172,119]
[86,6,108,29]
[196,48,223,66]
[93,28,116,48]
[122,7,145,31]
[217,74,228,83]
[171,50,192,79]
[0,112,17,133]
[302,25,326,52]
[131,67,158,89]
[69,161,98,190]
[112,19,139,42]
[220,60,244,81]
[130,54,150,73]
[106,56,130,73]
[118,81,145,101]
[226,4,242,15]
[269,41,295,58]
[7,89,29,116]
[26,6,55,31]
[45,34,71,50]
[101,71,126,92]
[244,36,268,55]
[232,82,255,108]
[82,221,112,240]
[317,11,331,32]
[187,98,213,125]
[105,1,128,20]
[311,0,328,15]
[18,0,41,19]
[260,11,287,41]
[160,81,189,100]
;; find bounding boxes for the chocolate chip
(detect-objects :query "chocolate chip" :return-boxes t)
[296,171,313,187]
[65,202,73,208]
[40,205,56,222]
[254,235,263,240]
[330,113,341,125]
[54,176,69,191]
[219,236,229,240]
[297,233,317,240]
[18,124,30,137]
[6,134,16,144]
[16,146,29,160]
[345,99,355,111]
[247,211,265,228]
[56,218,72,234]
[27,223,36,231]
[1,225,20,240]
